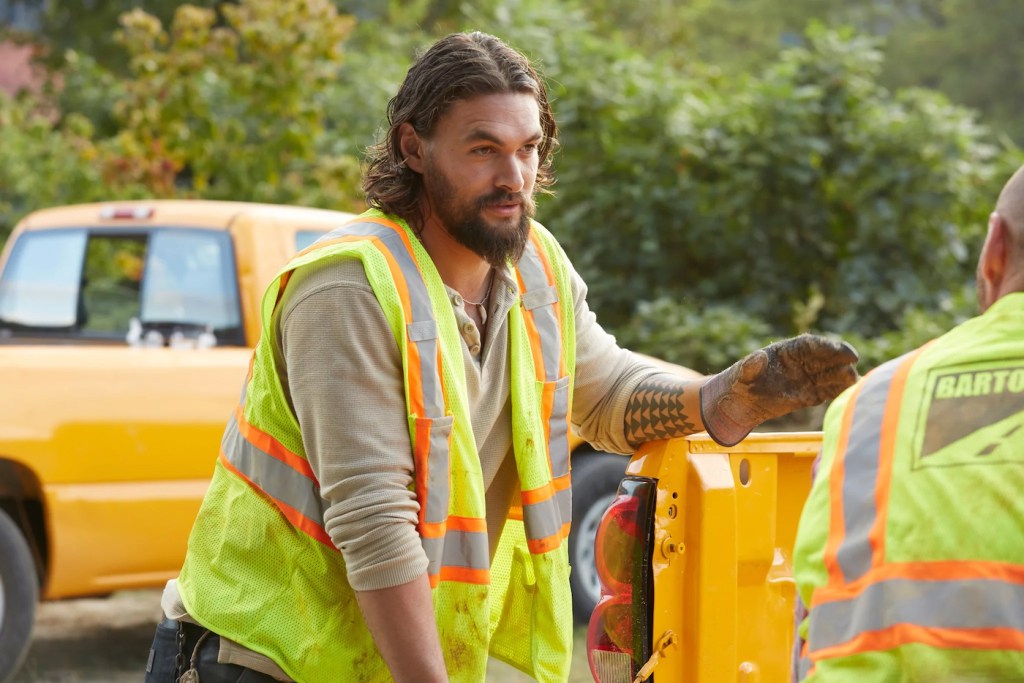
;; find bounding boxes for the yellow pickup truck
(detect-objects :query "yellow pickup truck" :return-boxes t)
[0,199,702,680]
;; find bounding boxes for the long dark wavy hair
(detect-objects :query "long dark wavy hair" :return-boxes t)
[362,32,559,225]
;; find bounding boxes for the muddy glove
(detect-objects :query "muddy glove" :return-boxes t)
[700,334,859,447]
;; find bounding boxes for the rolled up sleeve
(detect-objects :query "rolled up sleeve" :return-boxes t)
[567,261,663,455]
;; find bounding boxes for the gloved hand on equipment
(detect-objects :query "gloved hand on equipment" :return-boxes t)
[700,334,859,447]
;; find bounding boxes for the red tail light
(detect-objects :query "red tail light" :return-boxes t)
[587,476,657,682]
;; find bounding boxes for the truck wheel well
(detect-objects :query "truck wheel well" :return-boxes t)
[0,459,48,587]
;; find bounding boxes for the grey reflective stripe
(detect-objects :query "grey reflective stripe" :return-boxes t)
[322,221,445,420]
[424,417,452,526]
[523,486,572,541]
[808,577,1024,653]
[517,240,562,383]
[797,655,812,680]
[549,376,571,478]
[421,530,490,575]
[222,414,325,526]
[834,355,905,583]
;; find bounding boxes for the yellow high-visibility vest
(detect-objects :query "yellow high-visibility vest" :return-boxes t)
[178,210,577,682]
[794,292,1024,681]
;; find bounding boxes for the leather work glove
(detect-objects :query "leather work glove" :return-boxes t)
[700,334,859,447]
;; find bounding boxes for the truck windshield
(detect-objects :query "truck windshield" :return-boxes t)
[0,227,243,345]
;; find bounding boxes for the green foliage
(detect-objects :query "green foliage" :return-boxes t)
[614,298,774,374]
[880,0,1024,145]
[0,0,365,245]
[842,284,978,371]
[0,95,134,243]
[663,27,1002,338]
[108,1,361,205]
[3,0,1019,377]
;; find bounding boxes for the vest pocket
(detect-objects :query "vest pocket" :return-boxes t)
[489,541,539,673]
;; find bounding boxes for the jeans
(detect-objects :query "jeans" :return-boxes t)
[144,616,278,683]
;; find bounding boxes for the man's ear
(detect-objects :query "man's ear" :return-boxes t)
[981,212,1009,289]
[398,123,426,174]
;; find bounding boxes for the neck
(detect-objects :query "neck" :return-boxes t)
[417,215,493,303]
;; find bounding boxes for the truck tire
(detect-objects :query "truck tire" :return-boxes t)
[568,450,627,624]
[0,509,37,683]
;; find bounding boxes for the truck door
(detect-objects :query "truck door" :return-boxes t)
[0,225,252,598]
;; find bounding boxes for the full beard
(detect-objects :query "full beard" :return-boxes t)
[425,164,534,267]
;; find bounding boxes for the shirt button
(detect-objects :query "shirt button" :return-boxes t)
[462,322,475,334]
[469,344,481,355]
[451,294,463,306]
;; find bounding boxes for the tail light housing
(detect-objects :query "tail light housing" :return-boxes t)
[587,476,657,682]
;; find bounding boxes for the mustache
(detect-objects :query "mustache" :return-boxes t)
[477,191,531,208]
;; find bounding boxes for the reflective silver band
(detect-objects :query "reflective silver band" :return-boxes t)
[809,576,1024,653]
[549,376,571,479]
[518,239,563,383]
[421,529,490,576]
[522,486,572,542]
[222,415,325,526]
[834,353,909,583]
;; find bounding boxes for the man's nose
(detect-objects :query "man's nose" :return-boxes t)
[495,155,527,193]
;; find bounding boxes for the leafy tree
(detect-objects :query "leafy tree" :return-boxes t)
[463,7,1010,371]
[0,0,365,245]
[880,0,1024,144]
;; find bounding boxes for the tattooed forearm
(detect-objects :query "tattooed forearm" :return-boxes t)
[624,375,704,449]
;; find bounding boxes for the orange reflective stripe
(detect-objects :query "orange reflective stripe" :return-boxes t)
[812,625,1024,661]
[869,344,929,567]
[520,473,569,504]
[219,451,333,547]
[420,521,445,539]
[823,379,864,587]
[234,404,317,482]
[446,515,488,533]
[521,480,556,506]
[808,572,1024,659]
[516,267,548,383]
[822,350,925,586]
[420,515,487,538]
[439,566,490,585]
[526,522,571,555]
[413,417,433,530]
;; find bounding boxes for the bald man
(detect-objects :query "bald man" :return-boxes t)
[791,165,1024,682]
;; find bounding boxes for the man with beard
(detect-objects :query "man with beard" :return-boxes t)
[145,32,859,683]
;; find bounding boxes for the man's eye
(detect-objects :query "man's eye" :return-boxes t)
[472,147,494,156]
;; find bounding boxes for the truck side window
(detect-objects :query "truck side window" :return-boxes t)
[80,234,146,334]
[141,229,242,342]
[0,229,86,330]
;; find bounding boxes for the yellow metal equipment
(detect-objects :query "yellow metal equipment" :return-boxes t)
[616,432,821,682]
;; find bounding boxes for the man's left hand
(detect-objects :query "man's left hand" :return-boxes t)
[700,334,860,447]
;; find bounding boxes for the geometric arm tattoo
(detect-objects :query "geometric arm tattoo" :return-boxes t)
[623,375,703,450]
